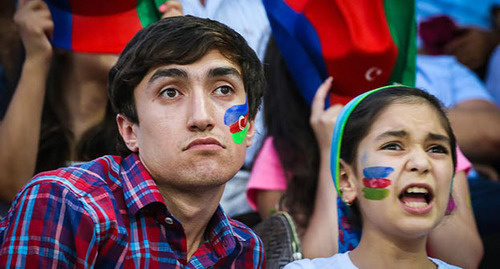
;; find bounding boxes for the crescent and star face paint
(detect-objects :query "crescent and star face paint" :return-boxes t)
[224,98,249,144]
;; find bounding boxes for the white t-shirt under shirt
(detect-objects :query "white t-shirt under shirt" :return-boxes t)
[284,252,462,269]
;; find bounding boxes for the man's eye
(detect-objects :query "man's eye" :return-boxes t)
[160,88,180,99]
[214,85,233,96]
[428,145,449,154]
[381,143,403,151]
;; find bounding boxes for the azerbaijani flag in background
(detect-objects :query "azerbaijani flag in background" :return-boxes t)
[45,0,165,53]
[264,0,416,106]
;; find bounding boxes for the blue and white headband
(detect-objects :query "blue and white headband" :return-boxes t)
[330,85,405,196]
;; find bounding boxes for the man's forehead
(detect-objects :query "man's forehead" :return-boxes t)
[147,50,242,78]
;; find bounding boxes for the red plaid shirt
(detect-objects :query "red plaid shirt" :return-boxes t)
[0,153,265,268]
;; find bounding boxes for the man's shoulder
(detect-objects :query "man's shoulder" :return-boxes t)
[33,155,121,194]
[4,155,125,226]
[225,217,266,267]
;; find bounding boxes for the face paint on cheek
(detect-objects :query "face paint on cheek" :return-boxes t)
[224,98,249,144]
[360,152,368,167]
[362,166,394,200]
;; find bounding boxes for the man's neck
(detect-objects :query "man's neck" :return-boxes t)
[349,226,435,269]
[157,184,224,260]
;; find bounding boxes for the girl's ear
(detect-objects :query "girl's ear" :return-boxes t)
[339,159,358,204]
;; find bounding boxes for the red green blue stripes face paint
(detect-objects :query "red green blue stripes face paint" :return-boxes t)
[362,166,394,200]
[224,99,249,144]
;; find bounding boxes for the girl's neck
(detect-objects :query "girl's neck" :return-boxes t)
[349,227,436,269]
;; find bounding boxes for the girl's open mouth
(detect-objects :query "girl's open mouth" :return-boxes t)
[399,184,434,214]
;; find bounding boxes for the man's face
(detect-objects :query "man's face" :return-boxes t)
[117,50,254,191]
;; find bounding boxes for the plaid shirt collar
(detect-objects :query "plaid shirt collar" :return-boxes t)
[119,153,165,216]
[119,153,238,255]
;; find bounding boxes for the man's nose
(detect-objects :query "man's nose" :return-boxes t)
[187,93,215,132]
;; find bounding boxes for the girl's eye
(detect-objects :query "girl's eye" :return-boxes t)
[214,85,234,96]
[381,142,403,151]
[427,145,449,154]
[160,88,180,99]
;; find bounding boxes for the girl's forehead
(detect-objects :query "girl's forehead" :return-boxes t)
[365,102,448,139]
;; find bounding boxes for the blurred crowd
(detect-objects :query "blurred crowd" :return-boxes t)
[0,0,499,268]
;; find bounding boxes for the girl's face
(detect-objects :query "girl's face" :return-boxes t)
[348,102,454,238]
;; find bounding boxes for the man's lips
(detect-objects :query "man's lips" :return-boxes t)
[183,138,225,151]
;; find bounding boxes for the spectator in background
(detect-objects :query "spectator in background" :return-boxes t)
[0,0,118,208]
[416,0,500,173]
[485,44,500,107]
[417,0,500,74]
[485,5,500,106]
[0,16,266,267]
[0,0,23,117]
[0,0,182,210]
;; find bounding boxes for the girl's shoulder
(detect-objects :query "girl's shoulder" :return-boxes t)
[284,252,357,269]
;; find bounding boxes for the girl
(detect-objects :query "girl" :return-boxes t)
[248,37,480,267]
[285,86,461,268]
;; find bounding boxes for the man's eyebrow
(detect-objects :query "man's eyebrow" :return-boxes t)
[208,67,242,79]
[148,68,187,83]
[375,130,408,141]
[427,133,450,143]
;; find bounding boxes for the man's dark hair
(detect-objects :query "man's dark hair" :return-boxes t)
[108,15,265,156]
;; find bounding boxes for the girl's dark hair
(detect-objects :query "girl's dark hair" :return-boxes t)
[36,53,118,173]
[340,86,457,170]
[263,37,319,229]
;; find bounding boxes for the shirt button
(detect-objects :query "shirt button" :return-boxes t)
[164,217,174,225]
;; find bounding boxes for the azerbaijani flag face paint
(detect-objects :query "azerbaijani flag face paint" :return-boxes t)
[362,166,394,200]
[224,99,249,144]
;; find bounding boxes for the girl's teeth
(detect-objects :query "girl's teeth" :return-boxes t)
[404,201,427,208]
[406,187,428,194]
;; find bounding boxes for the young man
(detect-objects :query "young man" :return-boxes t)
[0,16,266,268]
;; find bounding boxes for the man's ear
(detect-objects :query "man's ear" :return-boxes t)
[245,119,255,148]
[116,114,139,152]
[339,159,359,203]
